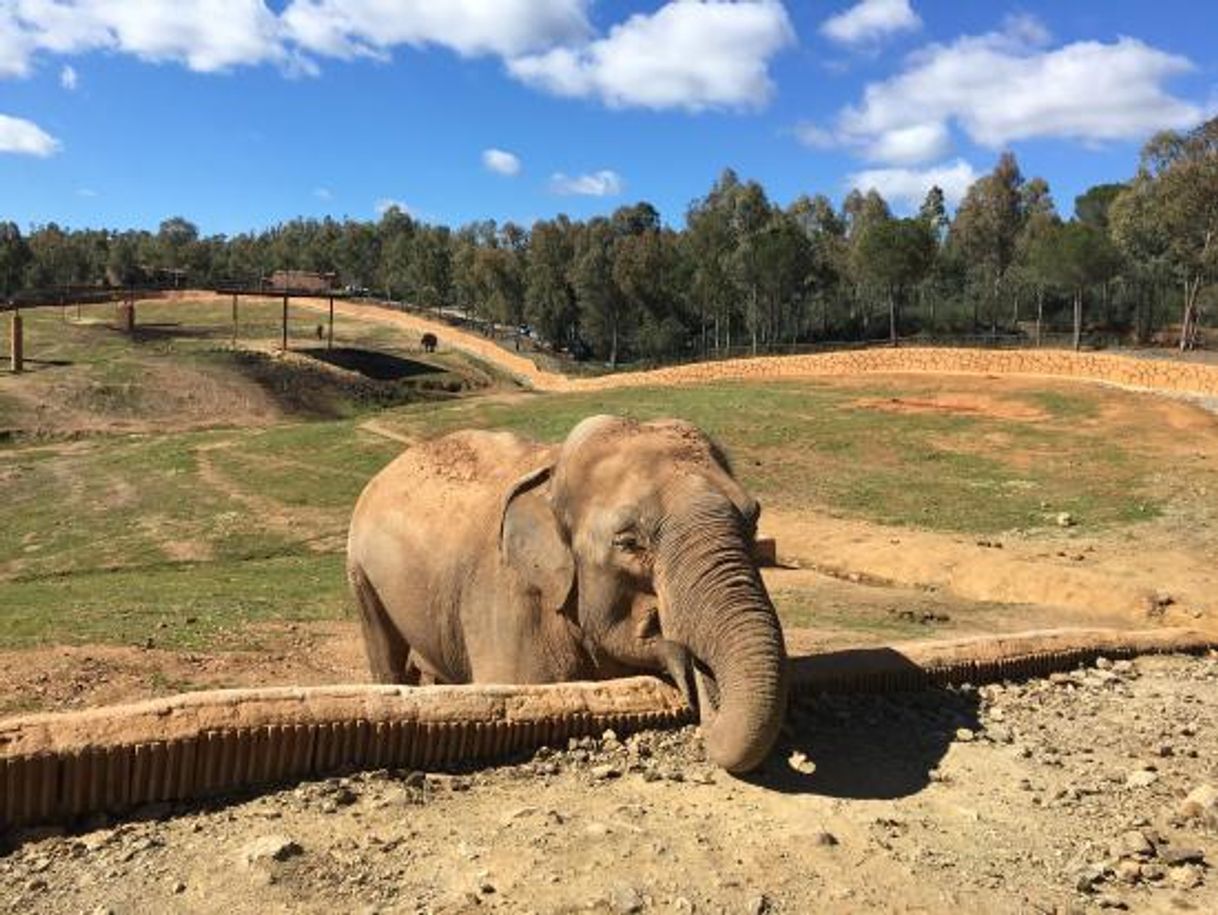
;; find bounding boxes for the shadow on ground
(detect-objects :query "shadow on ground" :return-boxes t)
[298,347,443,381]
[749,649,981,799]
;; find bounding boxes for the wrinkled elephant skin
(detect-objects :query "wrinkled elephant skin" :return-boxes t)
[346,415,788,773]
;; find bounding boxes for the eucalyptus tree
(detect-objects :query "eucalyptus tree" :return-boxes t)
[1112,117,1218,349]
[572,217,625,365]
[525,216,578,347]
[0,222,31,297]
[853,217,936,344]
[949,153,1025,331]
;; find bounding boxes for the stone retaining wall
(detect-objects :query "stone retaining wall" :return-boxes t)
[575,348,1218,397]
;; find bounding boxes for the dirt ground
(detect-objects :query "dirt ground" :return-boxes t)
[4,652,1218,914]
[6,294,1218,912]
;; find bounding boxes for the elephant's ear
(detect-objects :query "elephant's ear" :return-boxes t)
[500,466,575,613]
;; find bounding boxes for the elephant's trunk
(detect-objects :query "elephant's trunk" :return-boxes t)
[656,495,787,774]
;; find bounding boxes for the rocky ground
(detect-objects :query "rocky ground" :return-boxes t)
[3,653,1218,914]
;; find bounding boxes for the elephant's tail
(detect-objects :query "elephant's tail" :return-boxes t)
[347,562,411,684]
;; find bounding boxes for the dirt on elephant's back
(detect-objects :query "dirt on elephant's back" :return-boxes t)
[4,652,1218,914]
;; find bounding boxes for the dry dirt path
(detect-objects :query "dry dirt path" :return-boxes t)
[288,297,1218,400]
[762,511,1218,629]
[4,653,1218,914]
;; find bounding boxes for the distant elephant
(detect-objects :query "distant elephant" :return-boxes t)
[420,332,438,353]
[346,415,787,773]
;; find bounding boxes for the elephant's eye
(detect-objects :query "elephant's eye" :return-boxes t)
[612,532,643,553]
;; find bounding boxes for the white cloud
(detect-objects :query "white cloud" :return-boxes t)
[59,64,78,90]
[375,198,412,216]
[864,121,950,165]
[313,187,333,200]
[793,122,837,149]
[0,1,791,116]
[847,158,979,209]
[77,187,98,197]
[838,19,1201,160]
[820,0,921,46]
[281,0,591,60]
[0,113,61,156]
[482,148,522,176]
[0,1,286,76]
[549,169,623,197]
[508,0,795,112]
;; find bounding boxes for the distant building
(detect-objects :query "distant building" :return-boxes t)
[267,270,338,293]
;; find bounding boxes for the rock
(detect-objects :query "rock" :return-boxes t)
[1179,784,1218,824]
[171,880,187,894]
[811,831,838,847]
[499,806,540,826]
[1113,830,1154,859]
[787,751,815,775]
[591,764,621,780]
[1161,847,1205,867]
[955,728,976,743]
[1115,860,1142,884]
[1095,894,1127,910]
[1075,863,1106,892]
[673,897,695,913]
[1095,657,1113,670]
[745,894,771,915]
[1125,768,1158,788]
[1169,864,1204,890]
[610,884,644,914]
[240,835,303,866]
[1056,512,1075,528]
[602,729,618,743]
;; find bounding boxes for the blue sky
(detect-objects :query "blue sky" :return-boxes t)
[1,1,1215,235]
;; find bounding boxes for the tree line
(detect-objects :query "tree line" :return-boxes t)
[2,117,1215,362]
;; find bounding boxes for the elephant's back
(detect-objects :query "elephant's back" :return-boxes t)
[348,429,550,559]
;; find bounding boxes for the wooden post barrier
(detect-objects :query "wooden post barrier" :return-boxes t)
[281,292,289,351]
[231,292,238,347]
[328,295,334,350]
[9,310,22,373]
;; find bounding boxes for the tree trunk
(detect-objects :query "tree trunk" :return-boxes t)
[750,286,758,356]
[889,288,898,347]
[1073,289,1083,351]
[1035,287,1044,348]
[1180,275,1201,352]
[610,310,618,369]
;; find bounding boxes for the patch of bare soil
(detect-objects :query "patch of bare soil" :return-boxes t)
[4,653,1218,914]
[851,393,1049,421]
[761,510,1218,629]
[0,622,365,717]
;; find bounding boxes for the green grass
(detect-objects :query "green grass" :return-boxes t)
[1,553,348,650]
[1,325,1200,652]
[0,298,492,437]
[370,380,1168,533]
[771,590,938,642]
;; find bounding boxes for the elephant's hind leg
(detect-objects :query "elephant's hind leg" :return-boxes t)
[348,562,410,684]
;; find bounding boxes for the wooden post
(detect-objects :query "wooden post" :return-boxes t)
[231,293,238,347]
[9,310,22,373]
[328,296,334,350]
[281,292,289,351]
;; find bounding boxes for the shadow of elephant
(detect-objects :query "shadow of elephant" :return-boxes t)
[746,647,983,799]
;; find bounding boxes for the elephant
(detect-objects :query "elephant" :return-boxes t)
[346,415,788,773]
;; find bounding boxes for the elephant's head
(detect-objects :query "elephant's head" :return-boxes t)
[500,415,787,773]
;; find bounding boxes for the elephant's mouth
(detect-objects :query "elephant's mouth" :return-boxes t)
[657,638,721,721]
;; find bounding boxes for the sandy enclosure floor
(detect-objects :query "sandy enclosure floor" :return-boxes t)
[3,653,1218,914]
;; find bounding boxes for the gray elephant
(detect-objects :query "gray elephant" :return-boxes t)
[346,415,787,773]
